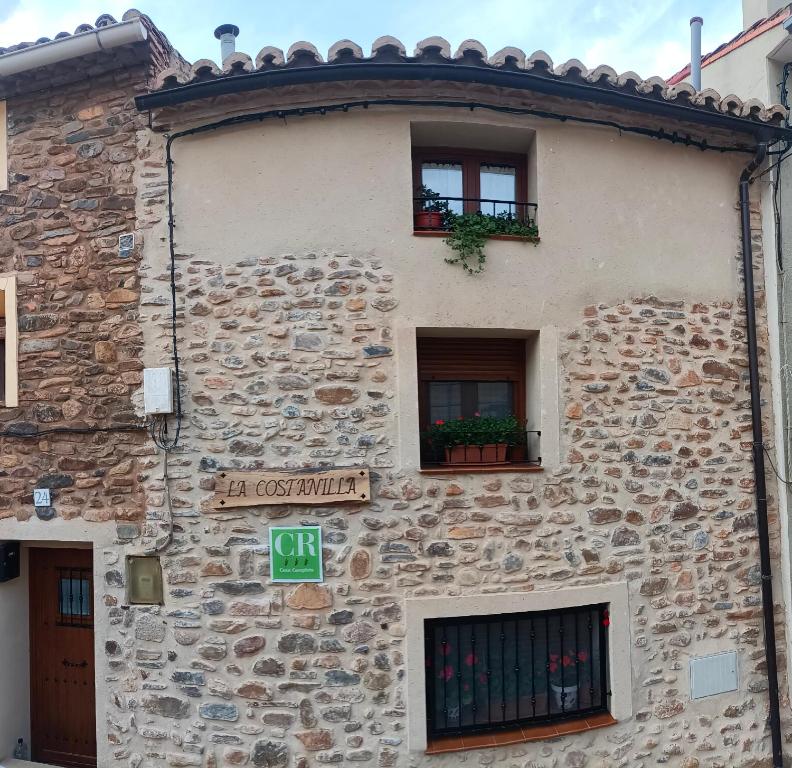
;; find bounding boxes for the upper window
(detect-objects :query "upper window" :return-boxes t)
[424,604,611,743]
[413,148,530,228]
[417,336,536,468]
[0,274,17,408]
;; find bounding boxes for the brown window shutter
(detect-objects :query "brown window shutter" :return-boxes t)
[416,337,527,428]
[417,337,525,381]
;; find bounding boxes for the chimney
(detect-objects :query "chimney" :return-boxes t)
[690,16,703,91]
[214,24,240,63]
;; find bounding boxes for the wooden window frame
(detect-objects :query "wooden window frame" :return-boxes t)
[412,146,528,216]
[0,274,17,408]
[417,337,526,467]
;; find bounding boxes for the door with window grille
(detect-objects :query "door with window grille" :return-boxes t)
[29,547,97,768]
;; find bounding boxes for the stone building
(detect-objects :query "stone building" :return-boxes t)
[0,10,180,767]
[3,10,792,768]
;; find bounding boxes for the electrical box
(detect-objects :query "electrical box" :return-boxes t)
[0,541,20,582]
[127,556,164,605]
[689,651,738,699]
[143,367,174,415]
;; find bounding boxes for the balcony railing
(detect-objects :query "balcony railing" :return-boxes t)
[414,196,538,232]
[420,429,542,469]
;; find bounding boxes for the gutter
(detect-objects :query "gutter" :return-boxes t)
[135,61,792,143]
[0,18,147,77]
[740,142,784,768]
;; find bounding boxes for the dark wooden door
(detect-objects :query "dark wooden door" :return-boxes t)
[29,548,97,768]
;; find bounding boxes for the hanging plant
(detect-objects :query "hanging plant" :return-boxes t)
[444,211,539,275]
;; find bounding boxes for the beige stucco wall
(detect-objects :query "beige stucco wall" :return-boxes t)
[698,24,787,102]
[170,108,743,325]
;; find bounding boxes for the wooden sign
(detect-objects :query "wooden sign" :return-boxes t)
[212,467,370,509]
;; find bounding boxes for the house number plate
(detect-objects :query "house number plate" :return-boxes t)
[33,488,51,507]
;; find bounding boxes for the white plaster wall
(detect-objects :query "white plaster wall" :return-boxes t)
[699,24,786,102]
[0,545,29,761]
[167,108,744,328]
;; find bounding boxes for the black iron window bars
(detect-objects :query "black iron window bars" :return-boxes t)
[57,567,93,628]
[424,603,610,737]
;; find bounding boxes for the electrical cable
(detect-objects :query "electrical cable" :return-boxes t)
[148,135,184,453]
[162,97,757,155]
[764,445,792,488]
[0,423,147,438]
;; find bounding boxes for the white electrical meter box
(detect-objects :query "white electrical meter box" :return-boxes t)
[143,367,174,415]
[689,651,738,699]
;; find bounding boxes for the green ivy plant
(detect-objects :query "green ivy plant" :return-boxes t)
[444,211,539,275]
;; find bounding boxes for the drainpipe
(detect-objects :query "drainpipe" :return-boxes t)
[690,16,703,90]
[740,141,783,768]
[0,18,147,77]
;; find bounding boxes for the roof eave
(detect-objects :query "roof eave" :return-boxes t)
[135,61,792,142]
[0,18,148,78]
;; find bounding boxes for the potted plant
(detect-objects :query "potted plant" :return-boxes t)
[444,211,539,275]
[548,647,591,710]
[424,414,522,465]
[415,185,452,230]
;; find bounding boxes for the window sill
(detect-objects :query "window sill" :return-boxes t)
[413,230,540,243]
[425,713,617,755]
[420,463,543,475]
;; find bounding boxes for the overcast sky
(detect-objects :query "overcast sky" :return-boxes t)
[0,0,743,80]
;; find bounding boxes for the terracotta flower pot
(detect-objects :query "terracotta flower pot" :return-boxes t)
[444,443,508,464]
[415,211,444,230]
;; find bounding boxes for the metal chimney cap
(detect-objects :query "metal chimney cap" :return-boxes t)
[214,24,240,39]
[690,16,703,24]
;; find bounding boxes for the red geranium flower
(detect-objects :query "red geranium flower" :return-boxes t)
[465,652,479,667]
[435,419,444,425]
[442,665,454,682]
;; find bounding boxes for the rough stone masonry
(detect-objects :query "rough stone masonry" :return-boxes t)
[98,173,785,766]
[0,60,157,526]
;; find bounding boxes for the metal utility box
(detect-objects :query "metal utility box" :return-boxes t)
[0,541,20,582]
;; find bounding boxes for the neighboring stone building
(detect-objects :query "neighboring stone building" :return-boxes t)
[3,10,792,768]
[0,11,180,767]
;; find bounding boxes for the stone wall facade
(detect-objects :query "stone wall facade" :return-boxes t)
[0,59,162,525]
[0,51,787,768]
[93,161,784,766]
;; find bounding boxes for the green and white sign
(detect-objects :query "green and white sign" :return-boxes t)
[269,526,323,583]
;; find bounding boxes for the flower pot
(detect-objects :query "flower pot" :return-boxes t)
[415,211,445,230]
[550,682,579,711]
[444,443,508,465]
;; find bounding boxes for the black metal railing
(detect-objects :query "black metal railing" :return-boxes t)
[421,429,542,467]
[414,196,538,230]
[424,603,610,737]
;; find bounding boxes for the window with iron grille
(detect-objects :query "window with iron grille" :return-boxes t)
[424,604,610,737]
[56,567,93,628]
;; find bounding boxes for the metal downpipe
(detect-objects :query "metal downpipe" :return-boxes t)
[740,142,783,768]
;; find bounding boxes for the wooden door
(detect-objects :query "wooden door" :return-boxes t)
[29,548,97,768]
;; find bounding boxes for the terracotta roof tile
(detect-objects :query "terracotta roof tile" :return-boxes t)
[148,36,788,128]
